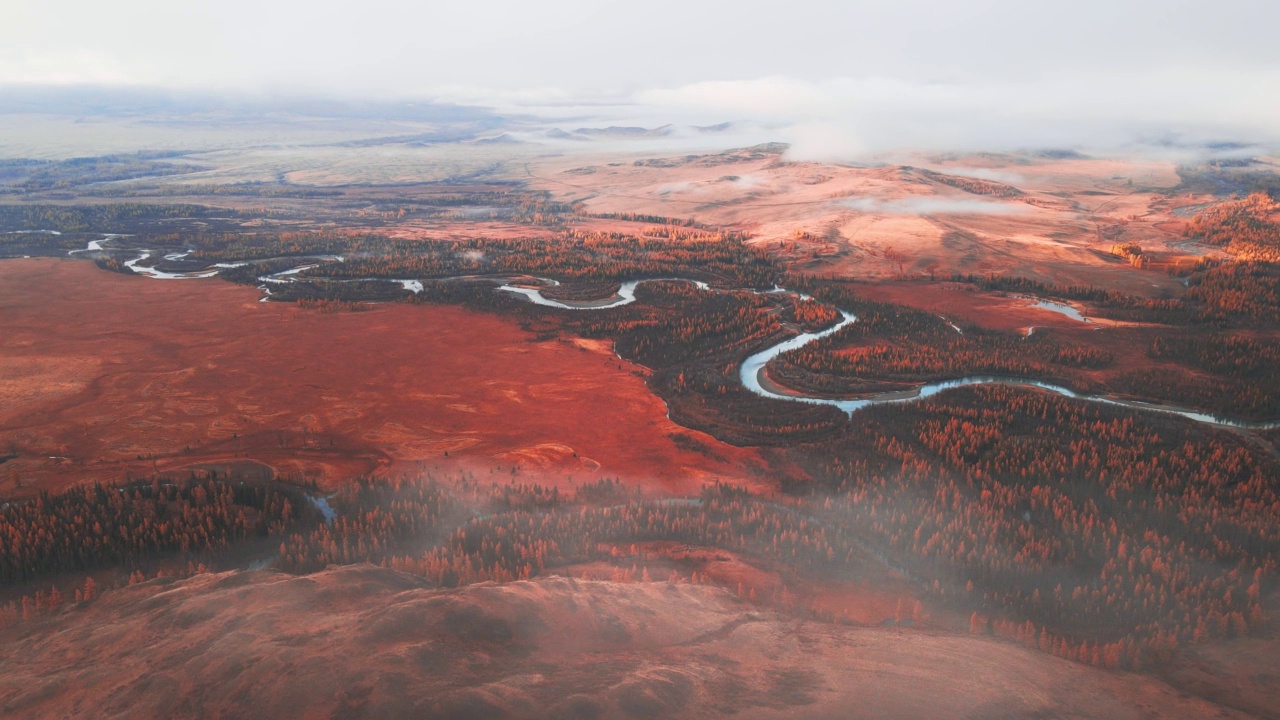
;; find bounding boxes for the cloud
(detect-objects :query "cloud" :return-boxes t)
[2,0,1279,161]
[424,70,1280,162]
[625,72,1280,160]
[0,50,139,86]
[840,197,1030,216]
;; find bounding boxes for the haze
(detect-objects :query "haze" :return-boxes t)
[5,0,1280,155]
[5,2,1280,718]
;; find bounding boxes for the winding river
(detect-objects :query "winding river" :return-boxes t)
[499,279,1280,430]
[71,235,418,296]
[59,237,1280,430]
[498,278,709,309]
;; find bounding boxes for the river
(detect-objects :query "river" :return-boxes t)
[502,279,1280,430]
[55,241,1280,430]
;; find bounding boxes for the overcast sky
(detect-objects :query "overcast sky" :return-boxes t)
[4,0,1279,154]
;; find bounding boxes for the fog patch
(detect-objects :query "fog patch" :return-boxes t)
[631,72,1280,160]
[429,71,1280,163]
[656,181,702,196]
[927,167,1026,185]
[840,196,1030,216]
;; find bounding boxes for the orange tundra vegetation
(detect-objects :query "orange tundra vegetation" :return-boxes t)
[1185,193,1280,261]
[802,384,1279,669]
[0,259,770,497]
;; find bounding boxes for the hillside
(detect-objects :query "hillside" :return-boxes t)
[1186,193,1280,261]
[0,566,1253,719]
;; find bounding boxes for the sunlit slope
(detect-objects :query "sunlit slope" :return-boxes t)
[0,567,1250,719]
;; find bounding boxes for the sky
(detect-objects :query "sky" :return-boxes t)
[4,0,1280,155]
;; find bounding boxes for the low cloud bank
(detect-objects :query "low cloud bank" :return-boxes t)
[4,70,1278,164]
[651,73,1280,160]
[475,70,1280,162]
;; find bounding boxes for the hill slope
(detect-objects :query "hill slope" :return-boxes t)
[0,566,1252,719]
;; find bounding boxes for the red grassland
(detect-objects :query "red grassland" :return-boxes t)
[0,259,770,498]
